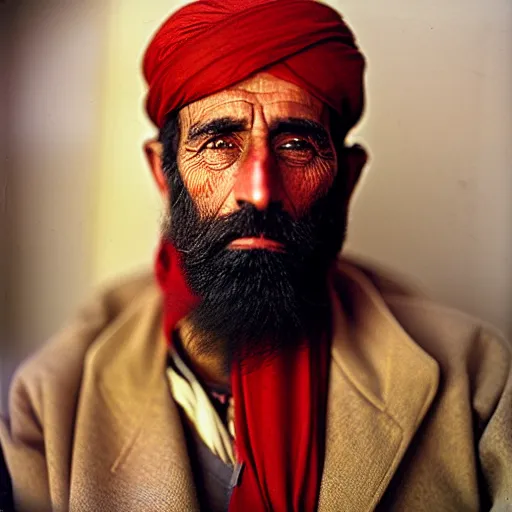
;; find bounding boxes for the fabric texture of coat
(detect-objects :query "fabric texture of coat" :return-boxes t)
[0,259,510,511]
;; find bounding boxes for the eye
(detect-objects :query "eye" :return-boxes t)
[276,137,317,166]
[200,136,241,170]
[279,138,314,151]
[205,138,236,150]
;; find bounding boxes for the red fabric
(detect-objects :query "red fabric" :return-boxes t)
[155,241,200,336]
[155,241,331,511]
[143,0,365,130]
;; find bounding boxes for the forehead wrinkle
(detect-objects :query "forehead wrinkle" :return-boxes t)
[184,89,321,120]
[263,98,321,108]
[179,107,193,133]
[187,93,258,115]
[256,92,322,108]
[262,102,325,129]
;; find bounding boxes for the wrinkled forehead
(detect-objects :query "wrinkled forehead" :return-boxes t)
[178,73,330,135]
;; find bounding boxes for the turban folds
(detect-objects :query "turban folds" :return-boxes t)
[143,0,366,131]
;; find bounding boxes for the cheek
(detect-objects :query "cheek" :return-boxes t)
[178,156,237,217]
[282,160,336,215]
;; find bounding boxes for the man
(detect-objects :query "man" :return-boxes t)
[0,0,510,510]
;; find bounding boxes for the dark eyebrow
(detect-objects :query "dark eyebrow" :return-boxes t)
[187,117,247,143]
[269,117,331,147]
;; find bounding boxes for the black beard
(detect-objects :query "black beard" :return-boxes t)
[164,169,348,365]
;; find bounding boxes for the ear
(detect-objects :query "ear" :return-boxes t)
[342,143,368,197]
[144,139,168,198]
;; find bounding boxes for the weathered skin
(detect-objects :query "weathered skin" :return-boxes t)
[177,73,338,222]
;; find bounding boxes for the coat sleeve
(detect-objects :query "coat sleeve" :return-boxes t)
[478,327,512,510]
[0,441,14,512]
[0,371,53,512]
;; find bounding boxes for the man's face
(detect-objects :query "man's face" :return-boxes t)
[177,73,337,234]
[152,73,356,365]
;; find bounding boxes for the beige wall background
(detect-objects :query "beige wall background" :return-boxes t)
[2,0,511,411]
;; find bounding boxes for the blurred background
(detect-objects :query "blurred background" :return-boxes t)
[1,0,511,413]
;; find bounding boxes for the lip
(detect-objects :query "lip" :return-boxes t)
[228,237,285,252]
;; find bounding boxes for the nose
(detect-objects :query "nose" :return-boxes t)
[233,137,279,211]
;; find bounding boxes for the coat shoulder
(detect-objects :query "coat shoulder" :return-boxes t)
[337,256,511,424]
[384,290,511,425]
[339,255,510,358]
[7,271,158,418]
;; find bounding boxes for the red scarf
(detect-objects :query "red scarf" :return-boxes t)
[156,241,331,511]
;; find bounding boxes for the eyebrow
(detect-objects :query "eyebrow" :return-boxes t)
[187,117,247,143]
[185,116,331,147]
[269,117,331,147]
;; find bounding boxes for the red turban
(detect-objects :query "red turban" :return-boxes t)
[143,0,366,131]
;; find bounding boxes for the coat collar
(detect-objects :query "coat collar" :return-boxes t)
[73,264,439,511]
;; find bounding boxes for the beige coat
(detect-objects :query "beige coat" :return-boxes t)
[1,260,511,511]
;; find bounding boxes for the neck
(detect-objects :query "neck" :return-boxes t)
[175,319,231,391]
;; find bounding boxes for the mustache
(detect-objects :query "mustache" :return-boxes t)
[174,202,316,261]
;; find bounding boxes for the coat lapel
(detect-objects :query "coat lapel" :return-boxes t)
[318,264,440,511]
[69,285,199,511]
